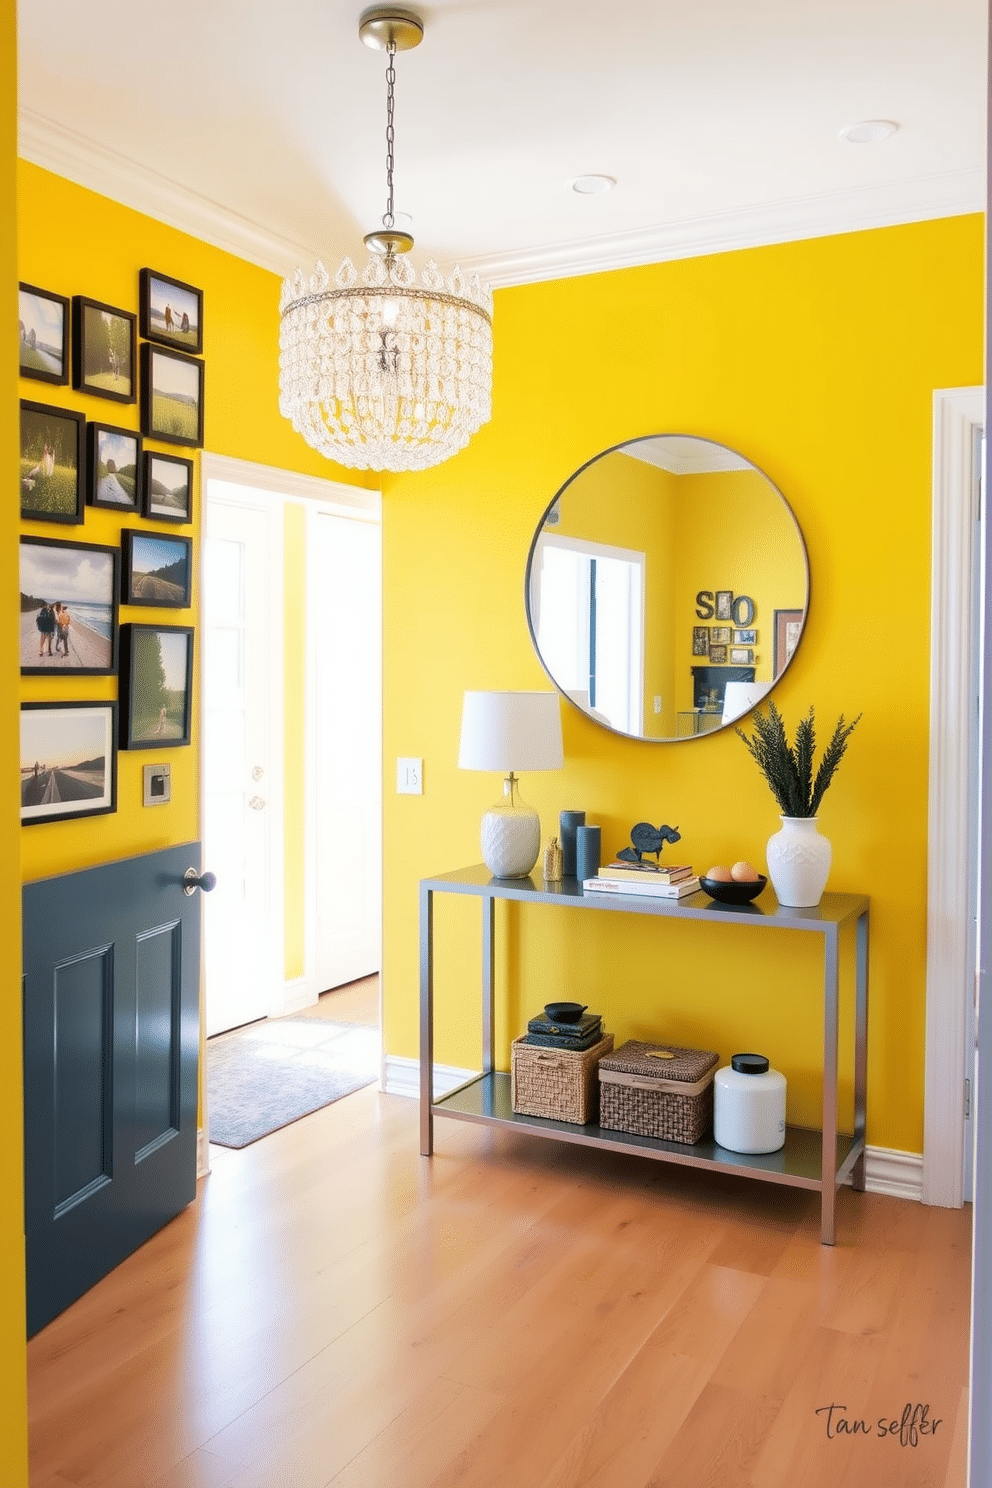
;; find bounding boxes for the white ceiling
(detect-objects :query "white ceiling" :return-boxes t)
[17,0,987,287]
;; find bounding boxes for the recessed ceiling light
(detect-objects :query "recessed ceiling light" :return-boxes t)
[839,120,899,145]
[570,175,616,195]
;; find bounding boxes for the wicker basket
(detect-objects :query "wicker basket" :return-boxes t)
[511,1032,614,1124]
[598,1040,719,1144]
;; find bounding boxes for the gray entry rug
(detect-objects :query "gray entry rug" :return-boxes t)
[207,1013,380,1148]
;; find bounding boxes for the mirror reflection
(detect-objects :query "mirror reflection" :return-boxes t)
[526,435,809,742]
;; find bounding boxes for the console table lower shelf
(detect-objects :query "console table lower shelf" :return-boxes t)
[433,1070,865,1195]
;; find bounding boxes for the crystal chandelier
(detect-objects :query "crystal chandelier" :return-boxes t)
[279,7,493,474]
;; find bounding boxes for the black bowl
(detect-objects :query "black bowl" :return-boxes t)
[699,874,767,905]
[544,1001,588,1023]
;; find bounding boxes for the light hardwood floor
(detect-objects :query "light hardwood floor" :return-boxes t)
[28,1070,970,1488]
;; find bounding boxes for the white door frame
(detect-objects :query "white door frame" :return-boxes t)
[199,451,381,1018]
[923,386,984,1206]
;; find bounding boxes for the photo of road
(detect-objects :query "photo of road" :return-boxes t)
[21,759,106,808]
[20,705,113,823]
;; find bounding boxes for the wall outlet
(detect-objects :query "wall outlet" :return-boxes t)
[653,696,663,714]
[397,757,423,794]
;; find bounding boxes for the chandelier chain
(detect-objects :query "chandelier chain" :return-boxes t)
[383,40,396,229]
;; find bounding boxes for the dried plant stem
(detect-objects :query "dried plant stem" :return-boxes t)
[736,702,860,817]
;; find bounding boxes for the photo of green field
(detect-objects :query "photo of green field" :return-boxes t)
[145,346,202,447]
[151,392,199,442]
[20,405,81,520]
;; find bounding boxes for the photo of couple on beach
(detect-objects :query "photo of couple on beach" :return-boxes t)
[20,537,118,675]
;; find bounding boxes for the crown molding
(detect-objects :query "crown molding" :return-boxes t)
[18,108,313,280]
[19,109,984,290]
[465,169,986,288]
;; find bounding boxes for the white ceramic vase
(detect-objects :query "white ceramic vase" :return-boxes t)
[765,815,832,907]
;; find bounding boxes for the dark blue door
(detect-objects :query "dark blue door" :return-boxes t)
[23,843,202,1336]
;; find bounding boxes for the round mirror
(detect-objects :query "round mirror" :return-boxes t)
[525,434,809,742]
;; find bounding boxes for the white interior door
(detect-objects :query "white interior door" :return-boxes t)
[203,491,281,1035]
[313,510,381,990]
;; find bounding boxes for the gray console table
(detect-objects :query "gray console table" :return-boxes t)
[419,866,869,1245]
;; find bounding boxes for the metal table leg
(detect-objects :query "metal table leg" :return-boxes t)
[820,923,840,1244]
[851,908,870,1192]
[419,883,434,1156]
[482,895,495,1075]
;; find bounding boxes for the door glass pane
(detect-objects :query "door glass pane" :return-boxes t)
[204,538,244,624]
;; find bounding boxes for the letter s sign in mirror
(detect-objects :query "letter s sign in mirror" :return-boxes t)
[525,434,809,742]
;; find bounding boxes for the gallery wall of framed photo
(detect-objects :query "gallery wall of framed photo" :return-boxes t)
[18,264,202,831]
[15,158,376,911]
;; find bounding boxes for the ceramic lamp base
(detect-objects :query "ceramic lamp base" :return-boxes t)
[481,776,540,877]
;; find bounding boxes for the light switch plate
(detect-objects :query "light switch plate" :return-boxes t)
[143,763,171,806]
[397,757,423,794]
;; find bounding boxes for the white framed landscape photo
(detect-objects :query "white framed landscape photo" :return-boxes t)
[141,343,204,448]
[142,451,193,523]
[19,283,69,385]
[20,702,117,826]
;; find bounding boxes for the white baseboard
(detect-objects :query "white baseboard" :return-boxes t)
[196,1127,210,1180]
[280,975,318,1017]
[382,1058,925,1204]
[862,1144,923,1202]
[382,1055,480,1099]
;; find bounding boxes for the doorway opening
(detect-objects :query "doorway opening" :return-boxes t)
[199,454,382,1152]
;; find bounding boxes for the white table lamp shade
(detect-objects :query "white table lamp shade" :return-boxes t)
[458,691,564,877]
[458,691,564,772]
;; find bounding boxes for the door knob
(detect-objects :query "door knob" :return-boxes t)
[183,868,217,896]
[249,795,266,811]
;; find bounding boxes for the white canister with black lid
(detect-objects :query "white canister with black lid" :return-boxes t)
[713,1053,786,1154]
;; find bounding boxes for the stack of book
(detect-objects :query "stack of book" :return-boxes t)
[583,861,701,899]
[523,1010,604,1050]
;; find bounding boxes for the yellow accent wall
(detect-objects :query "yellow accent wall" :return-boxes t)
[1,1,28,1477]
[17,161,372,906]
[381,215,983,1152]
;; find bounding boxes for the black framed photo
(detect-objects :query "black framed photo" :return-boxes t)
[120,623,193,748]
[122,529,192,608]
[734,628,758,645]
[774,608,805,675]
[20,702,117,826]
[715,590,733,621]
[20,535,119,676]
[19,283,70,385]
[139,268,203,354]
[141,343,204,448]
[20,400,85,524]
[691,626,709,656]
[87,422,142,511]
[72,296,137,403]
[142,451,193,523]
